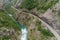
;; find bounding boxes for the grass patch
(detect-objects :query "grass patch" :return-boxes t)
[5,7,17,16]
[2,35,10,40]
[37,0,59,13]
[0,10,20,31]
[58,11,60,16]
[20,0,38,10]
[36,20,54,37]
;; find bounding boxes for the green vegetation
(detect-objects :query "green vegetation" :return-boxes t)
[0,10,20,31]
[2,35,10,40]
[5,3,11,10]
[0,33,17,40]
[28,36,36,40]
[20,0,38,10]
[58,11,60,16]
[5,7,17,16]
[36,20,54,37]
[37,0,59,13]
[4,0,17,16]
[4,0,16,9]
[28,19,54,40]
[0,10,20,40]
[20,0,59,12]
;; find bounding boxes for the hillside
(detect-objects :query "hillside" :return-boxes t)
[0,0,60,40]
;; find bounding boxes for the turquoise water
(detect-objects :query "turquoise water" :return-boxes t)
[5,0,27,40]
[17,22,26,29]
[8,14,26,29]
[8,14,27,40]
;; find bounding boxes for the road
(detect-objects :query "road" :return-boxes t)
[11,6,60,40]
[5,0,60,40]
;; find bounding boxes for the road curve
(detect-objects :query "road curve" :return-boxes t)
[11,6,60,40]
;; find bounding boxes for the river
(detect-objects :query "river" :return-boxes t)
[8,14,27,40]
[4,0,27,40]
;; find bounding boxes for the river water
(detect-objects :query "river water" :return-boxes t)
[8,14,27,40]
[4,0,27,40]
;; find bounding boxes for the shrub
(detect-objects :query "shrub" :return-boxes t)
[20,0,38,10]
[36,20,54,37]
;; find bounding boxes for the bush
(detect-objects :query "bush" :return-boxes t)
[36,20,54,37]
[58,11,60,16]
[37,0,59,12]
[20,0,38,10]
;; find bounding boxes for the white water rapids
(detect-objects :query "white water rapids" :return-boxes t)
[21,28,27,40]
[8,14,27,40]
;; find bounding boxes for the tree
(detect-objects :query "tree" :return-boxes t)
[20,0,38,10]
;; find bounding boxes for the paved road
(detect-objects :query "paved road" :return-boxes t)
[11,6,60,40]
